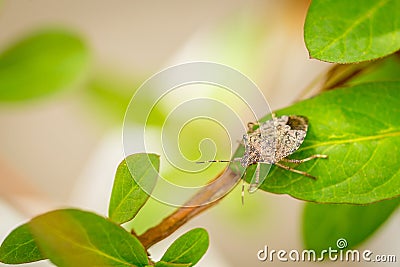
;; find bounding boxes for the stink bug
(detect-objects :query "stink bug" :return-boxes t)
[197,114,328,203]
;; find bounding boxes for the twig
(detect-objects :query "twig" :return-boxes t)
[138,168,239,249]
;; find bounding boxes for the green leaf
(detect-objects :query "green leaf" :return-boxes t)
[155,261,191,267]
[28,209,148,267]
[0,224,44,264]
[160,228,209,267]
[304,0,400,63]
[0,29,89,101]
[109,153,160,224]
[303,197,400,253]
[246,82,400,204]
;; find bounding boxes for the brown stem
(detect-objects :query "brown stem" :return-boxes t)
[296,57,386,100]
[320,61,380,91]
[138,168,239,249]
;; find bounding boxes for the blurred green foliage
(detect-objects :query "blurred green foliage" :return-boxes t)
[0,29,89,101]
[303,198,400,253]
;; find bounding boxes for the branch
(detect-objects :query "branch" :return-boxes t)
[320,61,380,91]
[297,58,384,100]
[137,168,239,249]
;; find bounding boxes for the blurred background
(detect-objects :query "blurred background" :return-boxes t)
[0,0,398,266]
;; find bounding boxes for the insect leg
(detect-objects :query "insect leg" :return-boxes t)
[223,161,245,205]
[241,167,247,205]
[248,163,260,193]
[281,154,328,164]
[274,162,317,180]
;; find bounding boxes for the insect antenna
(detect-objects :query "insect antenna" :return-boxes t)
[196,158,246,204]
[195,160,232,163]
[248,163,261,193]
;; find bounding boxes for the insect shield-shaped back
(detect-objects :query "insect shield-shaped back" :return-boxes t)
[241,115,326,195]
[273,115,308,162]
[241,115,309,167]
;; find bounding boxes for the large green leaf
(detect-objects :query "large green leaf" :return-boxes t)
[159,228,209,267]
[303,197,400,253]
[0,224,44,264]
[243,82,400,204]
[109,153,160,224]
[0,29,89,101]
[304,0,400,63]
[28,209,148,267]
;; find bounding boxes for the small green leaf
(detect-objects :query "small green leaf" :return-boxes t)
[247,82,400,204]
[160,228,209,267]
[0,29,89,101]
[155,261,191,267]
[304,0,400,63]
[0,224,44,264]
[28,209,148,267]
[109,153,160,224]
[303,197,400,253]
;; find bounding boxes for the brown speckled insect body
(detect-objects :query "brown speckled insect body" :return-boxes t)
[242,115,327,195]
[198,114,328,203]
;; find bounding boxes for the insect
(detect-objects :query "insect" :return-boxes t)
[197,114,328,204]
